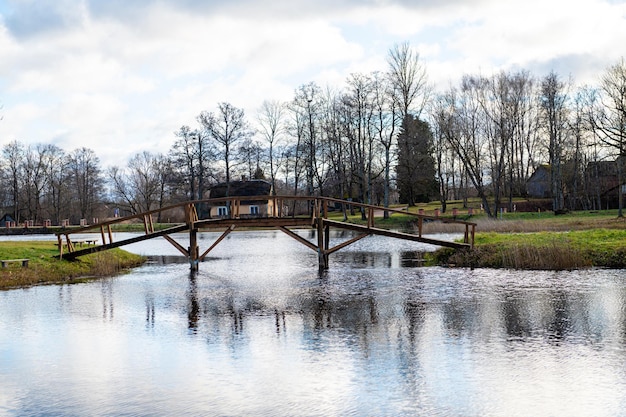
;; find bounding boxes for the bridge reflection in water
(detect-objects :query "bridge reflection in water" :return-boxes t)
[56,195,476,270]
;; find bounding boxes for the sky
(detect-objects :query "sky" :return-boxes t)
[1,0,625,167]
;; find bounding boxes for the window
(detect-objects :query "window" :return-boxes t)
[249,206,259,215]
[217,206,228,216]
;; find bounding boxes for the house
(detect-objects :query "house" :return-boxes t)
[527,158,625,209]
[526,164,551,198]
[586,157,625,208]
[586,160,620,194]
[0,213,15,227]
[208,180,276,218]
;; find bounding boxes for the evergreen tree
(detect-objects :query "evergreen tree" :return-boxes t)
[396,115,438,205]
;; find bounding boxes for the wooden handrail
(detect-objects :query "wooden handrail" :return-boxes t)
[56,195,477,257]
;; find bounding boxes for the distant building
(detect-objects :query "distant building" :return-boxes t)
[527,157,625,209]
[526,164,551,198]
[208,180,277,218]
[0,213,15,227]
[586,157,625,208]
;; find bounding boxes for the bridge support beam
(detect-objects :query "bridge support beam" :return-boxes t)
[185,202,200,271]
[189,227,199,271]
[317,217,329,270]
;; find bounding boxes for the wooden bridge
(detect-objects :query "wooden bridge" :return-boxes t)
[56,196,476,270]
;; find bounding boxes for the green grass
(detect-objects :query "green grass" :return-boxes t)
[0,241,145,289]
[432,228,626,270]
[473,228,625,247]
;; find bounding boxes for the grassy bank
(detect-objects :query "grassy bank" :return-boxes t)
[332,204,624,270]
[5,208,621,278]
[0,241,145,290]
[431,228,626,270]
[325,207,626,269]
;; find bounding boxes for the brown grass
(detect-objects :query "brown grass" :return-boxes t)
[443,241,593,270]
[421,215,626,234]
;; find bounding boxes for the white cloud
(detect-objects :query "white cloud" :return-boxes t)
[448,0,626,76]
[1,0,625,166]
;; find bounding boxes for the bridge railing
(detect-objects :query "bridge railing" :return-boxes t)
[55,195,476,257]
[310,196,476,247]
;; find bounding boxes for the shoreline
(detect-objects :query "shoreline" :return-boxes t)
[429,228,626,269]
[1,213,624,289]
[0,241,145,290]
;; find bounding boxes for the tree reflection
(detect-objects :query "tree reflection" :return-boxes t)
[176,263,626,359]
[403,298,427,344]
[298,271,382,355]
[230,307,244,334]
[100,280,114,321]
[275,309,286,334]
[547,290,570,343]
[501,295,532,340]
[145,291,155,327]
[187,271,200,331]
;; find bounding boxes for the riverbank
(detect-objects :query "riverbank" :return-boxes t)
[1,210,624,289]
[0,241,145,290]
[430,228,626,269]
[344,208,626,269]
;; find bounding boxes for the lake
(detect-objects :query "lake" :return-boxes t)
[1,230,625,416]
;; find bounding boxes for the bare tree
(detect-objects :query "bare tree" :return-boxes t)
[579,85,606,210]
[591,58,626,216]
[430,93,457,213]
[292,82,324,196]
[171,125,212,201]
[343,72,377,216]
[68,147,103,222]
[238,137,265,180]
[320,88,349,217]
[257,100,287,194]
[285,95,308,199]
[2,140,24,223]
[199,102,251,196]
[108,165,136,214]
[43,144,68,224]
[23,144,51,223]
[539,71,569,212]
[108,151,171,216]
[387,42,430,119]
[505,71,538,203]
[128,151,163,213]
[568,88,594,210]
[443,80,495,217]
[481,72,523,214]
[371,71,399,217]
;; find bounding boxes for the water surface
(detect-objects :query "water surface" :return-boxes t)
[1,230,625,416]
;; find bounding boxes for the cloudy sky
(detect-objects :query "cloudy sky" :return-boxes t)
[1,0,625,167]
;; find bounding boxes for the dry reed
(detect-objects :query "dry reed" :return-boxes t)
[419,216,625,234]
[441,239,594,270]
[499,241,591,270]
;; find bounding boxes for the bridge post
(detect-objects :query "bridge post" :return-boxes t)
[317,221,328,270]
[189,227,199,271]
[186,203,200,271]
[323,223,330,267]
[317,199,329,270]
